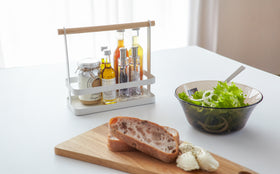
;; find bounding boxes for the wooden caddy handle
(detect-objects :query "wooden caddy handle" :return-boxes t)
[58,20,155,35]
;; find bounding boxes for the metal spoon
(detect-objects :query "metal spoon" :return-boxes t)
[224,65,245,83]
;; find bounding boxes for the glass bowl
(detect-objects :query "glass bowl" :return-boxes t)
[175,80,263,134]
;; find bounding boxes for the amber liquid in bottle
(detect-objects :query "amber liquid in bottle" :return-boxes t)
[114,30,128,84]
[100,58,105,73]
[102,50,117,104]
[129,29,143,81]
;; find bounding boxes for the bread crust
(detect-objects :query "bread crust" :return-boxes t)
[109,116,179,163]
[107,134,136,152]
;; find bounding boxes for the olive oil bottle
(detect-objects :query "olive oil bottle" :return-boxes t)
[101,49,117,104]
[129,28,143,81]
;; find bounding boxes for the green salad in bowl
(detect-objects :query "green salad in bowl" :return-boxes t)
[175,81,263,134]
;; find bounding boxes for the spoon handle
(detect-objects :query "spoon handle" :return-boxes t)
[224,65,245,83]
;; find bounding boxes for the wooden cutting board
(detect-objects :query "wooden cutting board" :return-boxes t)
[55,123,257,174]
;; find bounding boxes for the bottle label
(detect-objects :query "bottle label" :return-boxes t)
[130,70,140,82]
[119,68,129,97]
[102,78,116,100]
[78,76,101,101]
[129,71,141,96]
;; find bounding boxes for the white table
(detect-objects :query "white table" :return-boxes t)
[0,46,279,174]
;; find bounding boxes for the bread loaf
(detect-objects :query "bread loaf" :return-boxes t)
[109,116,179,163]
[108,126,179,152]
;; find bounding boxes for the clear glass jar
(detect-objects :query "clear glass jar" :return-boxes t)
[77,58,101,105]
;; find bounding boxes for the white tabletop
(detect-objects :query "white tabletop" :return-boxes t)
[0,46,279,174]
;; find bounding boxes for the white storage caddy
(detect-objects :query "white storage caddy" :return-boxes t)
[58,20,156,115]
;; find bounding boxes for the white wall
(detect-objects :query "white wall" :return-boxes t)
[216,0,280,75]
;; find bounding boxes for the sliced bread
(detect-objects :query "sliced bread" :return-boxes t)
[108,126,179,152]
[109,116,179,163]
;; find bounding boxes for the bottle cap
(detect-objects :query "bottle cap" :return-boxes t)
[117,30,125,40]
[131,46,138,58]
[119,47,127,66]
[120,47,127,58]
[132,28,139,36]
[101,46,108,51]
[78,57,100,69]
[104,49,111,56]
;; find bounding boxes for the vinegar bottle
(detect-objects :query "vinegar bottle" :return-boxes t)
[113,30,128,84]
[129,28,143,81]
[101,49,117,104]
[118,47,129,98]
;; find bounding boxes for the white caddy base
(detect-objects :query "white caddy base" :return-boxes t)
[68,89,155,116]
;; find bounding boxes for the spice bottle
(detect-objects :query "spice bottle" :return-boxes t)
[129,46,141,96]
[77,58,101,105]
[102,49,117,104]
[118,47,129,98]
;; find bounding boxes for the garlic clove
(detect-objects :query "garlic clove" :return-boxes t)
[176,151,200,171]
[178,141,194,153]
[194,146,219,172]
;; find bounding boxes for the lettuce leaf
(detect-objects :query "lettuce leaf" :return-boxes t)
[179,81,248,108]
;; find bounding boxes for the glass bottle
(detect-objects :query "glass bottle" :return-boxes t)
[129,46,141,96]
[118,47,129,98]
[77,58,101,105]
[101,49,117,104]
[113,30,128,84]
[129,28,143,81]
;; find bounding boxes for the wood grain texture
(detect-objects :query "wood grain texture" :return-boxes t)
[58,21,155,35]
[55,123,257,174]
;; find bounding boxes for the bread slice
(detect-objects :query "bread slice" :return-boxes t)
[107,133,136,152]
[108,126,179,152]
[109,116,180,163]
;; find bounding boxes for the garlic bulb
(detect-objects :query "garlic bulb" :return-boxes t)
[176,142,219,172]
